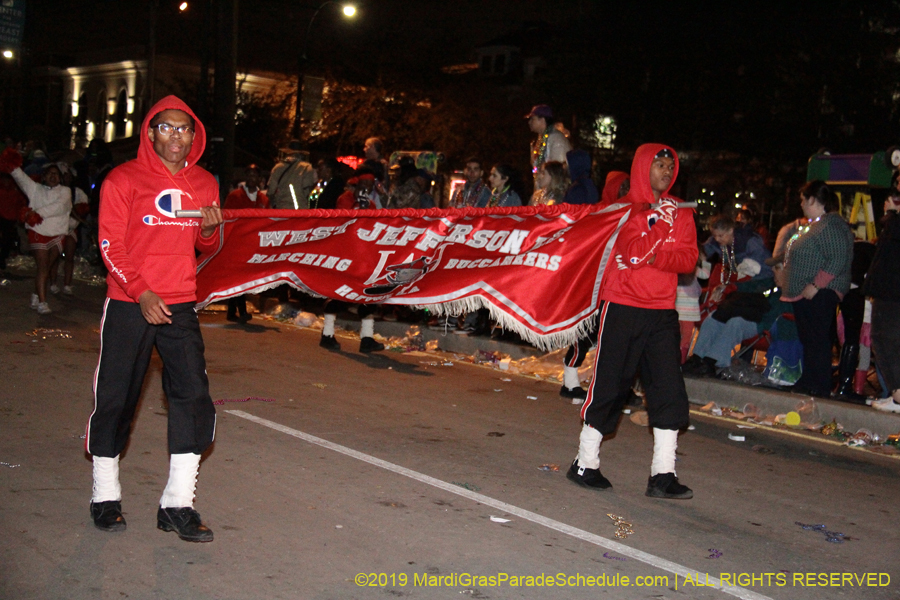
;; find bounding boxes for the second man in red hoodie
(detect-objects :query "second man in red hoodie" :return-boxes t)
[567,144,698,500]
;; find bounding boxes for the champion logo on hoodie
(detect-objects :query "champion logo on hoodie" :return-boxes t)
[150,188,193,219]
[100,239,127,283]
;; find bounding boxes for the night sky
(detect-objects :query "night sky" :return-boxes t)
[18,1,900,163]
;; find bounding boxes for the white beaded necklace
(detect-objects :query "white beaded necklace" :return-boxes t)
[784,215,822,267]
[720,241,737,285]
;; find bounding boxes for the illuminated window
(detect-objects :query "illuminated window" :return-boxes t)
[585,115,617,150]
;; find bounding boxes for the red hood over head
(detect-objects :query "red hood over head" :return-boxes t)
[138,95,206,177]
[601,171,629,205]
[622,143,679,205]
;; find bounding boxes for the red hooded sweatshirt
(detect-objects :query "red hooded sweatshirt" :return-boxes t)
[598,170,629,208]
[99,96,220,305]
[599,143,697,310]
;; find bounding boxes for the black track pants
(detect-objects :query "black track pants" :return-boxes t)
[87,299,216,457]
[581,301,689,435]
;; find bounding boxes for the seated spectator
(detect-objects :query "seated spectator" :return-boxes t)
[684,214,775,376]
[481,164,523,207]
[449,158,490,208]
[530,161,568,206]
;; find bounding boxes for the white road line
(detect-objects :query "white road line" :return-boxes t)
[227,410,774,600]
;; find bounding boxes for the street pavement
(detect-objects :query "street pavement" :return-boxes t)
[1,269,898,600]
[339,316,900,439]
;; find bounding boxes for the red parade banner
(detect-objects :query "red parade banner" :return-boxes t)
[196,203,632,350]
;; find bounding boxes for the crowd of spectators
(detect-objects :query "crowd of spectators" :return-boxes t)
[3,98,900,412]
[680,179,900,414]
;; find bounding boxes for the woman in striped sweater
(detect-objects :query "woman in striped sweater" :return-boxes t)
[781,180,853,398]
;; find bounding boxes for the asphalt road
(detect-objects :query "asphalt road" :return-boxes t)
[1,271,898,600]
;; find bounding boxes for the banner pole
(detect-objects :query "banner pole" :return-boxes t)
[174,202,698,219]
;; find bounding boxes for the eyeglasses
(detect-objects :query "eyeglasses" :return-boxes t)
[152,123,194,137]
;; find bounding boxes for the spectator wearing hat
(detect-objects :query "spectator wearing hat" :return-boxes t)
[526,104,572,179]
[267,141,315,209]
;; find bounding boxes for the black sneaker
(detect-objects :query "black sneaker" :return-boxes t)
[646,473,693,499]
[157,506,214,542]
[91,500,126,532]
[226,314,239,322]
[359,337,385,353]
[319,335,341,351]
[566,460,612,490]
[559,385,587,403]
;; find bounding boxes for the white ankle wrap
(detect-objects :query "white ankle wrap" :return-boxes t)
[360,317,375,338]
[563,366,581,390]
[576,424,602,470]
[159,453,201,509]
[92,455,121,503]
[323,313,336,336]
[651,428,678,476]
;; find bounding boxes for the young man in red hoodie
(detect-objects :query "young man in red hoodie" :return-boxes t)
[86,96,223,541]
[567,144,698,499]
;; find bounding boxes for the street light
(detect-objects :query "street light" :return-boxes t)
[2,50,13,59]
[292,1,357,138]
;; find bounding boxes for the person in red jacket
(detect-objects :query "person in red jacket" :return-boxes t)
[597,171,630,208]
[567,144,698,499]
[223,164,269,210]
[560,171,631,402]
[223,164,268,322]
[0,169,27,271]
[86,96,223,541]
